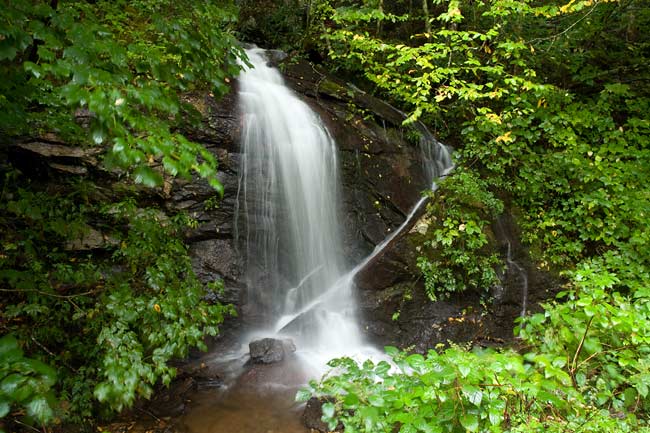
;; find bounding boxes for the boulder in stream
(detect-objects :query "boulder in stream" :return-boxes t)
[249,338,296,364]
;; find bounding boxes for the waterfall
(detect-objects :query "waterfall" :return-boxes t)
[236,48,453,369]
[236,48,362,356]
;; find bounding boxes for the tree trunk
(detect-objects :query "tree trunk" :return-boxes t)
[423,0,431,40]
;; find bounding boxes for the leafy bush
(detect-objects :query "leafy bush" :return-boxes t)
[0,0,245,192]
[416,170,504,300]
[301,250,650,431]
[0,184,234,423]
[518,262,650,415]
[0,335,57,430]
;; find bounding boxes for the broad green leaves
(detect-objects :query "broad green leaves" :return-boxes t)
[303,346,543,433]
[0,335,57,425]
[0,0,246,192]
[304,287,650,431]
[0,187,235,420]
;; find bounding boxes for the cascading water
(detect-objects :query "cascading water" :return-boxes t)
[236,47,453,371]
[236,48,362,358]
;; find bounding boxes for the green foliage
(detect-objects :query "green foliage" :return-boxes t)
[518,262,650,414]
[301,261,650,431]
[0,0,245,192]
[237,0,307,51]
[0,335,58,427]
[313,0,650,272]
[0,178,234,424]
[463,74,650,271]
[416,170,503,300]
[301,347,532,433]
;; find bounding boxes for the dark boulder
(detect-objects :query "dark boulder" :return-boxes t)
[249,338,296,364]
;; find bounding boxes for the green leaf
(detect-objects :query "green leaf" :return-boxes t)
[133,166,163,188]
[15,359,57,387]
[635,382,648,398]
[0,374,27,400]
[459,413,479,432]
[295,388,312,402]
[406,354,425,371]
[321,402,335,419]
[92,127,107,145]
[488,403,503,426]
[25,396,53,423]
[375,361,391,376]
[163,156,180,176]
[344,392,360,406]
[0,41,18,61]
[94,382,111,402]
[368,394,385,407]
[0,400,10,418]
[385,346,400,357]
[208,178,224,197]
[0,335,22,363]
[461,385,482,406]
[458,364,471,378]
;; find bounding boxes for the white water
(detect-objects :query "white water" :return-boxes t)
[236,48,453,373]
[236,48,363,363]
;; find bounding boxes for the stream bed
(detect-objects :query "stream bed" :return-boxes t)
[179,386,308,433]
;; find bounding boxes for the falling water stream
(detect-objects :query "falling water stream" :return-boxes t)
[178,48,453,432]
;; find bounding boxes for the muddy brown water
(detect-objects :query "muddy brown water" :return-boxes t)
[177,354,313,433]
[179,386,309,433]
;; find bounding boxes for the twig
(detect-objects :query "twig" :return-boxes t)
[30,335,78,373]
[13,419,43,433]
[0,288,101,299]
[527,2,601,46]
[570,316,594,384]
[576,344,634,371]
[137,407,162,423]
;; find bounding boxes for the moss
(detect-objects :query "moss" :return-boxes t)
[318,79,350,99]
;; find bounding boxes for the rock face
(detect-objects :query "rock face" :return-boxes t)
[248,338,297,364]
[274,55,557,351]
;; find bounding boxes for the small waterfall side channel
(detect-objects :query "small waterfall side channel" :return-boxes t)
[178,48,453,433]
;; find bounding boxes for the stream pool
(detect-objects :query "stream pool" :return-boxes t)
[179,386,308,433]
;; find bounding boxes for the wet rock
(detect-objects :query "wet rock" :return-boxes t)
[16,141,102,160]
[249,338,296,364]
[302,397,343,432]
[357,211,561,351]
[65,226,119,251]
[183,90,239,151]
[48,162,88,174]
[148,377,196,418]
[189,239,243,305]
